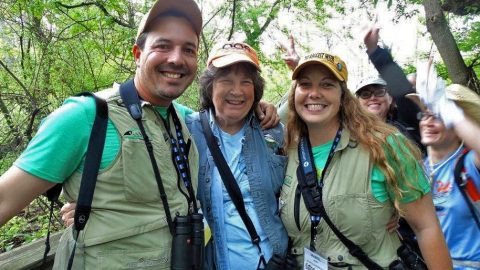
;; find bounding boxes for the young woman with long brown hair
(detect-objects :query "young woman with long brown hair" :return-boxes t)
[279,52,452,269]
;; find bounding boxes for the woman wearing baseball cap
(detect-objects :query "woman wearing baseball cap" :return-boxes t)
[186,41,291,270]
[278,52,452,269]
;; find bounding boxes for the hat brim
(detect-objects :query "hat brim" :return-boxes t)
[446,84,480,126]
[136,0,202,40]
[405,93,428,112]
[210,54,260,70]
[355,80,387,94]
[292,60,344,81]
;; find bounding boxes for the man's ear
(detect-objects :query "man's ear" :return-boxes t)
[132,44,141,67]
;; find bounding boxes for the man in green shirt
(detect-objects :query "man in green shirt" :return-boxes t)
[0,0,204,268]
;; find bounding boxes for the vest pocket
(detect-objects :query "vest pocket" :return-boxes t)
[122,139,162,202]
[96,246,170,269]
[326,194,373,246]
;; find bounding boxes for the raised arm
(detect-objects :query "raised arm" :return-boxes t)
[453,116,480,166]
[401,194,453,269]
[364,27,414,98]
[364,27,422,146]
[0,166,56,226]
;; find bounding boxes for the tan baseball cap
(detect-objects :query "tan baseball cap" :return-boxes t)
[207,42,260,70]
[292,52,348,82]
[136,0,202,40]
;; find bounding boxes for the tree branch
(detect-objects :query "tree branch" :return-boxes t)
[56,1,133,29]
[423,0,479,92]
[0,59,34,101]
[227,0,237,41]
[258,0,281,36]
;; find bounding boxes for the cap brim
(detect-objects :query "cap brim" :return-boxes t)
[355,80,387,93]
[292,60,344,81]
[405,93,427,112]
[211,54,260,70]
[137,0,202,39]
[446,84,480,126]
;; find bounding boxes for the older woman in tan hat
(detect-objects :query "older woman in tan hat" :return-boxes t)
[279,52,452,269]
[185,41,291,270]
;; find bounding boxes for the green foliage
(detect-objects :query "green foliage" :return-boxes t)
[0,198,63,253]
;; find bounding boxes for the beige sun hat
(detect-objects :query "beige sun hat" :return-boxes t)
[207,42,260,70]
[445,84,480,125]
[405,93,427,112]
[406,84,480,125]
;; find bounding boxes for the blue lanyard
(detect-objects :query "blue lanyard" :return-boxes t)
[298,127,342,250]
[162,106,196,211]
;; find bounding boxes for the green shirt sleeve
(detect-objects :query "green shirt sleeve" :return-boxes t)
[371,134,430,203]
[14,96,96,183]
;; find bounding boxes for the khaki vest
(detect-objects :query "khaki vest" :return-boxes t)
[54,86,199,269]
[280,129,400,269]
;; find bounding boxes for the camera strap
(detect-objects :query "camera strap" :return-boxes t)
[296,128,384,270]
[119,80,198,234]
[453,148,480,229]
[199,110,267,269]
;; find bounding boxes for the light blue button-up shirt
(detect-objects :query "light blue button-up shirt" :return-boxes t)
[186,109,289,270]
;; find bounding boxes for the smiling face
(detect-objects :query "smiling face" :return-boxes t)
[212,64,255,133]
[419,112,459,148]
[133,16,198,106]
[294,64,342,132]
[357,84,392,121]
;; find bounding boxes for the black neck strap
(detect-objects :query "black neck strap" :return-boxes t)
[119,79,197,235]
[296,127,383,269]
[297,127,342,250]
[199,110,267,268]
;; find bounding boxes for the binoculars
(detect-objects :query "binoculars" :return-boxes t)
[389,244,427,270]
[264,253,297,270]
[171,213,204,270]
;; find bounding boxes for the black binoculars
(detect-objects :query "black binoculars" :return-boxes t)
[264,253,297,270]
[171,213,204,270]
[389,244,427,270]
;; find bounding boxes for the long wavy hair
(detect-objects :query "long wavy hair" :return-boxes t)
[285,76,423,212]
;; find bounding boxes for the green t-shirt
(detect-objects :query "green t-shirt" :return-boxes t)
[312,135,430,204]
[14,96,194,183]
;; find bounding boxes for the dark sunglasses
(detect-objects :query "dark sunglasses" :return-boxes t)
[417,111,439,121]
[356,87,387,99]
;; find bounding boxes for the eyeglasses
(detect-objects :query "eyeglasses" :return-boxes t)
[222,43,252,52]
[356,87,387,99]
[417,111,439,121]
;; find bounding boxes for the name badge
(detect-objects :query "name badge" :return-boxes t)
[304,248,328,270]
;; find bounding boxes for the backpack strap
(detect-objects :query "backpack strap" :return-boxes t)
[453,149,480,229]
[67,92,108,269]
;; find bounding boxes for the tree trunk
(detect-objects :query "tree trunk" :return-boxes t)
[423,0,480,93]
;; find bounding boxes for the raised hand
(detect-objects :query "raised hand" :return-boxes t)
[364,26,380,55]
[280,35,300,71]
